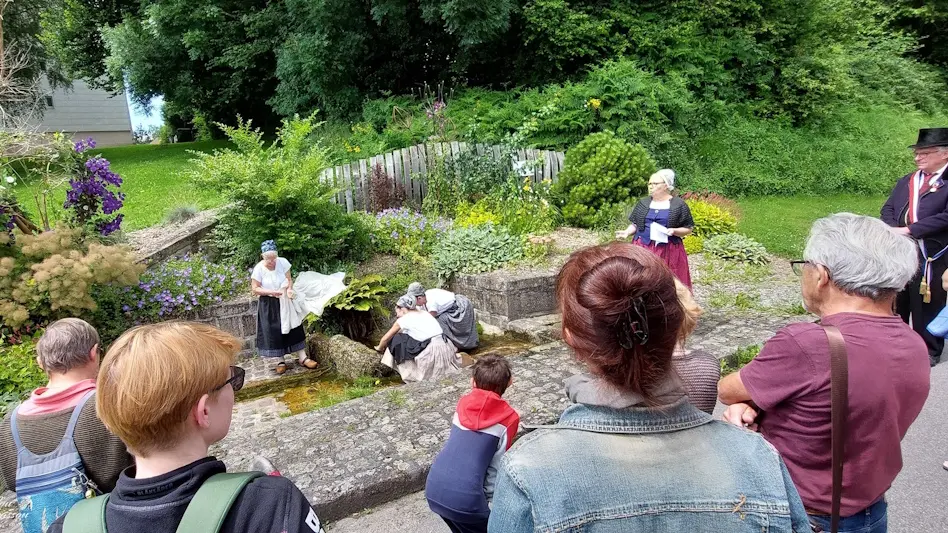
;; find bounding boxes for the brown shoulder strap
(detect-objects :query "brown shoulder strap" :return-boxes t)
[822,325,849,533]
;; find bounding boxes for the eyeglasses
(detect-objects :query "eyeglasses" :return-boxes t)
[212,366,245,393]
[790,260,809,276]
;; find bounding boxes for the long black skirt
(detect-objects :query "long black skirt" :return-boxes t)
[256,295,306,358]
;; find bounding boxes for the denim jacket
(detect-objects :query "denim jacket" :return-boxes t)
[487,398,810,533]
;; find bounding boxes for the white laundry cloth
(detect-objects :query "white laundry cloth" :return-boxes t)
[279,271,347,334]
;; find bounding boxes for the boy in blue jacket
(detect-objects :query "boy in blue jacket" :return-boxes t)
[425,355,520,533]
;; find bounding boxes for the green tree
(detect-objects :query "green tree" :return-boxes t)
[883,0,948,70]
[40,0,139,89]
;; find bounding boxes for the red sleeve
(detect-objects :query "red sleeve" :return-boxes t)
[504,412,521,450]
[739,326,818,411]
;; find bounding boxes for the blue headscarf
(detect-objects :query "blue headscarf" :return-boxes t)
[261,240,277,254]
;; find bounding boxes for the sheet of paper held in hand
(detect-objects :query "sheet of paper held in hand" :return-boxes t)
[650,222,669,244]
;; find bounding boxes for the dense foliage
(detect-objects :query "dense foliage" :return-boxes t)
[432,224,523,282]
[553,132,655,228]
[0,226,143,329]
[686,200,739,238]
[187,115,372,270]
[370,208,452,261]
[0,336,46,413]
[90,254,245,342]
[40,0,947,136]
[704,233,769,265]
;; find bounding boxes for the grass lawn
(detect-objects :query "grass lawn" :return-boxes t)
[735,194,888,258]
[13,141,231,231]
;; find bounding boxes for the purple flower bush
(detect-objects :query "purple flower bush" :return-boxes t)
[64,137,125,236]
[371,208,452,260]
[92,255,245,340]
[0,203,14,245]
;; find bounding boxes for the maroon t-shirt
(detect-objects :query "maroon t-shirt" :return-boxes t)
[740,312,930,516]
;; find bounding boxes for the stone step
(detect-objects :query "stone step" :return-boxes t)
[507,314,562,344]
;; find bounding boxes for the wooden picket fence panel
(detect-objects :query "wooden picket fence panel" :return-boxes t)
[321,142,566,212]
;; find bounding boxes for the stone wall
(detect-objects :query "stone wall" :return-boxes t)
[452,266,559,329]
[136,218,217,264]
[196,295,258,353]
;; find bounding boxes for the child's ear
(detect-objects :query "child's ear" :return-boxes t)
[471,377,476,389]
[508,377,514,387]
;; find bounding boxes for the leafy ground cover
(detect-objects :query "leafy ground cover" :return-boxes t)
[13,141,231,231]
[735,194,888,258]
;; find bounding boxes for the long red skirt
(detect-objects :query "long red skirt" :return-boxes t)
[635,239,692,288]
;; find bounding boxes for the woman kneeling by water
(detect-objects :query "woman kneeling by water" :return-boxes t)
[406,282,479,351]
[487,242,809,533]
[375,295,461,383]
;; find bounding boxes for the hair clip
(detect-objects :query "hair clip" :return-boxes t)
[616,297,649,349]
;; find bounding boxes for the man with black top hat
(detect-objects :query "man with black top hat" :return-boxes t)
[882,127,948,366]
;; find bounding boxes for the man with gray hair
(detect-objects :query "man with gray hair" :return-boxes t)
[718,213,930,533]
[0,319,132,521]
[882,127,948,366]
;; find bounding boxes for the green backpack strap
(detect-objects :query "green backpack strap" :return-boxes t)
[175,472,264,533]
[63,494,110,533]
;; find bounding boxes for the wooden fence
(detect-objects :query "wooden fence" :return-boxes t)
[321,142,566,212]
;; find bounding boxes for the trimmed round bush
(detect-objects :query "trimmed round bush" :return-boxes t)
[704,233,769,265]
[553,131,656,228]
[686,199,738,238]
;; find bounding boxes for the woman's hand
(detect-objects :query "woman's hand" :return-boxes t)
[374,345,384,353]
[287,289,296,299]
[615,224,636,240]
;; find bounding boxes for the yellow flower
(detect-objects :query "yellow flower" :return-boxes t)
[589,98,602,110]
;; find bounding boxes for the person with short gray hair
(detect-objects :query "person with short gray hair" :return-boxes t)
[0,318,132,522]
[881,127,948,366]
[719,213,930,532]
[35,317,100,374]
[803,213,918,301]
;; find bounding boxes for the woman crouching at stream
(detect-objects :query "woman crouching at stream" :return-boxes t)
[375,294,461,383]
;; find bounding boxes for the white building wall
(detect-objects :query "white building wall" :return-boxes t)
[35,80,134,146]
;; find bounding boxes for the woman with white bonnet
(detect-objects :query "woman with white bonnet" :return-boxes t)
[405,282,479,351]
[616,169,695,287]
[250,240,318,375]
[375,294,461,383]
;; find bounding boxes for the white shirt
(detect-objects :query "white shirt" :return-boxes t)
[397,311,443,341]
[251,257,291,291]
[424,288,456,314]
[931,163,948,184]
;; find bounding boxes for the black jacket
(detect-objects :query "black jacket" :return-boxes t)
[628,196,694,239]
[48,457,324,533]
[881,169,948,252]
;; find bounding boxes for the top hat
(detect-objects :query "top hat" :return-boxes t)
[910,128,948,149]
